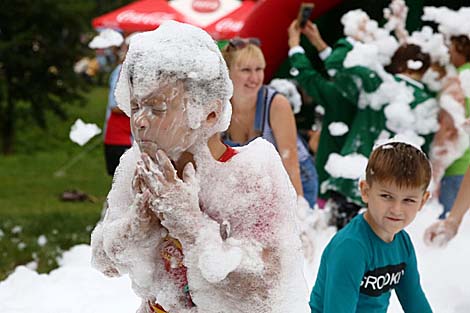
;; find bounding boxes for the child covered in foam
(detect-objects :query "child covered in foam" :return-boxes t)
[90,21,309,313]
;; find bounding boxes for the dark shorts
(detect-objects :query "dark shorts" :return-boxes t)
[104,144,131,176]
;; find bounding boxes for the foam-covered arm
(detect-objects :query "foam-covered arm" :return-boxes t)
[92,190,163,275]
[91,147,165,283]
[423,166,470,248]
[90,221,120,277]
[192,218,266,283]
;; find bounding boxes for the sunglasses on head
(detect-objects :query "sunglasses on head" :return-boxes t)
[227,37,261,50]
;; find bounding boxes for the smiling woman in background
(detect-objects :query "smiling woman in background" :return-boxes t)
[222,38,318,208]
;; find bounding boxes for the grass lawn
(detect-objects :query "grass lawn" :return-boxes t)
[0,86,113,280]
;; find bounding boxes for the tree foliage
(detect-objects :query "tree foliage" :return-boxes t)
[0,1,97,154]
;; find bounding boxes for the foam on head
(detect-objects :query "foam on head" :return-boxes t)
[341,9,399,66]
[341,9,374,42]
[366,141,432,191]
[407,26,449,66]
[115,21,233,137]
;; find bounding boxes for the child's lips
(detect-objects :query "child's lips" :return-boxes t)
[386,216,403,222]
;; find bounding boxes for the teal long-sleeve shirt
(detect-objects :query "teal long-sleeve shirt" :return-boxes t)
[310,214,432,313]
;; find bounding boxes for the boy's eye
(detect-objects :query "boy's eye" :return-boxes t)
[151,102,167,113]
[380,194,392,200]
[152,108,166,114]
[403,198,417,204]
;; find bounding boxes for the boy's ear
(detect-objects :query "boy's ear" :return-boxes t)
[205,100,222,127]
[206,111,217,125]
[359,180,370,204]
[418,191,431,211]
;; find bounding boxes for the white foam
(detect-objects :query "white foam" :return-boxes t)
[328,122,349,136]
[407,26,449,66]
[423,7,470,38]
[383,0,409,41]
[269,79,302,114]
[325,153,369,180]
[88,29,124,49]
[69,119,101,146]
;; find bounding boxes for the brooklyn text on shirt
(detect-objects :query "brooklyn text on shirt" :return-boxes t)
[360,263,406,296]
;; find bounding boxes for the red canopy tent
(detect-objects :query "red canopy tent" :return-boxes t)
[93,0,345,78]
[92,0,189,32]
[199,1,256,40]
[92,0,256,39]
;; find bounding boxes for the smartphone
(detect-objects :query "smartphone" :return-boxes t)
[297,3,315,28]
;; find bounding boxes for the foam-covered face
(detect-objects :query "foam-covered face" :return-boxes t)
[360,180,430,242]
[229,56,265,99]
[130,80,200,160]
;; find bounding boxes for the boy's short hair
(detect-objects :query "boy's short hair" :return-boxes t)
[365,142,431,191]
[450,35,470,62]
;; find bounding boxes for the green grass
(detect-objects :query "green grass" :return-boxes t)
[0,86,113,280]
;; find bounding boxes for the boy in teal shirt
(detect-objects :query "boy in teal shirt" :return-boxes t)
[310,141,432,312]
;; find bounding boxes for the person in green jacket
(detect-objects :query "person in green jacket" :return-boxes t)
[287,20,382,205]
[437,35,470,219]
[323,44,438,228]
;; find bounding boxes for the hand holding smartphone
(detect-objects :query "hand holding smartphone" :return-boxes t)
[297,3,315,28]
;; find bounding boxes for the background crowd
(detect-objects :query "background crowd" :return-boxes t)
[89,0,469,235]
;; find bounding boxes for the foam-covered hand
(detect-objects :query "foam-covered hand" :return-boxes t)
[90,223,121,277]
[423,218,459,248]
[131,163,158,223]
[140,150,200,219]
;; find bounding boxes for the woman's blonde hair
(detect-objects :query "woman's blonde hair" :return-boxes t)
[222,43,266,69]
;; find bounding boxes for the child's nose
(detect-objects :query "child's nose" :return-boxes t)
[134,110,150,129]
[389,201,402,215]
